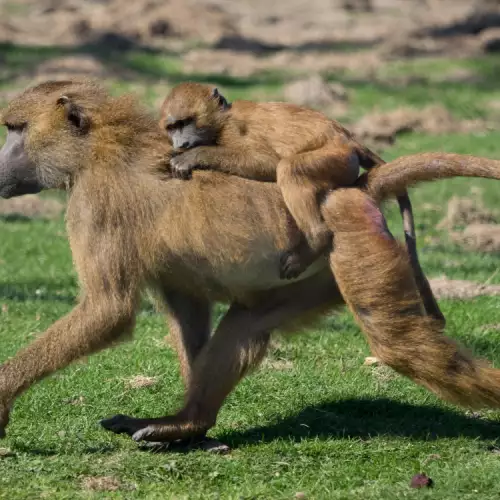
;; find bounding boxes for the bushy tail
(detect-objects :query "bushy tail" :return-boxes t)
[322,188,500,409]
[359,152,500,203]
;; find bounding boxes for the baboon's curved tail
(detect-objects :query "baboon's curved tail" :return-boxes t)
[359,152,500,203]
[323,188,500,409]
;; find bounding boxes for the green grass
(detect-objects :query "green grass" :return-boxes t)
[1,50,500,498]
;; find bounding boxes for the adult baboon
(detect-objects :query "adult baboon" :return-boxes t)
[1,80,500,445]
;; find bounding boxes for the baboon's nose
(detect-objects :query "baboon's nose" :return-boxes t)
[181,142,190,149]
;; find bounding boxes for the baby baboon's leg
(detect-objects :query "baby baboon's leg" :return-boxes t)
[161,289,212,387]
[100,274,342,443]
[277,141,360,279]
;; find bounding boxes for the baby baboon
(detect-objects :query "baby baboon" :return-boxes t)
[2,80,500,445]
[159,82,442,324]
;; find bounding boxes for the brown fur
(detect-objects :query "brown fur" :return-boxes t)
[324,188,500,409]
[159,82,442,323]
[1,80,500,443]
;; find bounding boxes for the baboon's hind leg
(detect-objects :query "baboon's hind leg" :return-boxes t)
[101,274,342,444]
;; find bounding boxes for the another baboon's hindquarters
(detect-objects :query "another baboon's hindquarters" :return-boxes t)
[323,188,500,409]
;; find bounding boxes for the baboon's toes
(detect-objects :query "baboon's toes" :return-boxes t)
[279,250,304,280]
[131,426,156,442]
[196,437,231,454]
[138,436,231,454]
[100,414,142,436]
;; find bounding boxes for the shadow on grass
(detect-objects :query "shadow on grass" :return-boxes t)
[0,41,286,89]
[10,442,118,457]
[221,398,500,448]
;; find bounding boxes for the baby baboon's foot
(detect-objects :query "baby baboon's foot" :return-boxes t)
[100,413,211,443]
[279,236,331,280]
[279,249,307,280]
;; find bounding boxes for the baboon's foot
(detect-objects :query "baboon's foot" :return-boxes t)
[100,413,212,443]
[139,436,231,454]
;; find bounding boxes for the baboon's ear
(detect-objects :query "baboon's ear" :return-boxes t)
[57,95,91,134]
[212,88,231,111]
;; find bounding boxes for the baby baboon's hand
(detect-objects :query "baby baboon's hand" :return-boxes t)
[170,150,201,180]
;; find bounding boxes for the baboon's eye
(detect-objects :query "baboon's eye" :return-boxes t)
[166,118,193,131]
[179,118,193,128]
[4,122,26,132]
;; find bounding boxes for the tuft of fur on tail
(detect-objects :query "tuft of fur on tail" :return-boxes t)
[322,188,500,410]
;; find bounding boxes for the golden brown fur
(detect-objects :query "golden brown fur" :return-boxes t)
[159,82,442,324]
[325,188,500,409]
[160,84,378,267]
[1,80,500,444]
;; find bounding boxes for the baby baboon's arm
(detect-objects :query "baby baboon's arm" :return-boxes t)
[170,145,280,181]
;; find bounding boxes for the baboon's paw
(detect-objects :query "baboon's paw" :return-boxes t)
[100,414,144,437]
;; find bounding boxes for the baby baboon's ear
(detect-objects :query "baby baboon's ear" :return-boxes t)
[212,88,231,111]
[57,95,91,134]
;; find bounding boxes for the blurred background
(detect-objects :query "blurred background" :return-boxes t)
[1,0,500,286]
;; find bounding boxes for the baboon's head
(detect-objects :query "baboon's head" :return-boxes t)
[159,82,231,150]
[0,79,155,198]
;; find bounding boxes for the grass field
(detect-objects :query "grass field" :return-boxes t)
[1,50,500,499]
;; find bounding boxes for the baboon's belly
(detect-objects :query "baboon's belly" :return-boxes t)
[156,173,330,300]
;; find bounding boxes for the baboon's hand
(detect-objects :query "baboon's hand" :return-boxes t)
[170,150,201,180]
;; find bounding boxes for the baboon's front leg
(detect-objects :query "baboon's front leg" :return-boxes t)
[0,297,137,437]
[101,273,342,443]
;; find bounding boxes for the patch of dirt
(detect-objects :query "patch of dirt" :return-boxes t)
[261,358,294,371]
[437,196,500,253]
[479,27,500,52]
[479,323,500,332]
[0,195,65,220]
[124,375,159,389]
[32,55,110,83]
[63,395,85,405]
[353,105,489,148]
[435,67,484,84]
[363,356,380,366]
[81,476,134,492]
[0,0,235,47]
[455,223,500,252]
[283,75,349,117]
[182,48,382,79]
[437,195,498,230]
[1,0,495,80]
[429,275,500,300]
